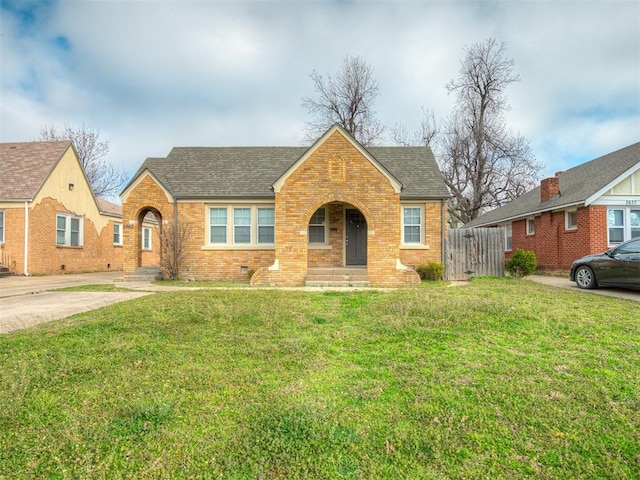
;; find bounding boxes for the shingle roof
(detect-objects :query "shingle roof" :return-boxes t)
[0,141,72,201]
[96,198,122,217]
[126,145,449,200]
[465,142,640,227]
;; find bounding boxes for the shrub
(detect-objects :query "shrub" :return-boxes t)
[416,261,445,281]
[507,249,537,278]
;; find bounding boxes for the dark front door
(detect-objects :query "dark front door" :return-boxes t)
[346,209,367,265]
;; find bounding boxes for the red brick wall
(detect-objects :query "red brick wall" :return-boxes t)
[508,205,606,270]
[1,198,122,275]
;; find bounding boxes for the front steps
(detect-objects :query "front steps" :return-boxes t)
[0,265,11,278]
[305,267,369,287]
[117,266,163,282]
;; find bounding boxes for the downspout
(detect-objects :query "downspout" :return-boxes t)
[441,199,446,266]
[23,201,29,276]
[173,198,179,277]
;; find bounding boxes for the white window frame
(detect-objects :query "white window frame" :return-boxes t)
[565,210,578,231]
[402,205,423,245]
[608,207,640,244]
[141,226,152,251]
[526,217,535,235]
[0,210,4,244]
[504,223,513,251]
[206,205,275,247]
[233,207,252,244]
[257,207,275,244]
[209,207,228,244]
[308,207,327,245]
[113,222,122,246]
[56,213,83,247]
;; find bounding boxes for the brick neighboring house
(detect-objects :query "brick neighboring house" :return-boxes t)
[0,141,125,275]
[464,142,640,270]
[121,125,450,286]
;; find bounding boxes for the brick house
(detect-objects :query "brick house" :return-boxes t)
[120,125,450,286]
[464,142,640,270]
[0,141,125,275]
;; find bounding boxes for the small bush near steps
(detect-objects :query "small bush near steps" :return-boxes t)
[507,248,538,278]
[416,261,445,281]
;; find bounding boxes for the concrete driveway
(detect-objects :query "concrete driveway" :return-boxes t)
[0,271,152,333]
[528,275,640,302]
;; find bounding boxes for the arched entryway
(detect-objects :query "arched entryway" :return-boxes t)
[136,207,162,270]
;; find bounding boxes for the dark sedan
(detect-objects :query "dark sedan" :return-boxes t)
[570,238,640,289]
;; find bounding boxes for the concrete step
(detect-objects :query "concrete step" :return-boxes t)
[117,267,163,282]
[0,267,12,277]
[305,267,369,287]
[305,280,370,287]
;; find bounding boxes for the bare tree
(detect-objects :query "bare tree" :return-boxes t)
[301,55,385,146]
[39,123,128,198]
[158,219,192,280]
[437,39,542,226]
[391,108,438,147]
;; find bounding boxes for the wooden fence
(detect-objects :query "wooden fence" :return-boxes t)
[445,228,505,280]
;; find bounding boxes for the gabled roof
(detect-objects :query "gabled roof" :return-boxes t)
[465,142,640,227]
[123,136,449,201]
[96,198,122,217]
[0,141,72,201]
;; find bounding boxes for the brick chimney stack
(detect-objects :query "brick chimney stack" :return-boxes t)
[540,173,561,202]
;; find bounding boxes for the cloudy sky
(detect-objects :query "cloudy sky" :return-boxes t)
[1,0,638,186]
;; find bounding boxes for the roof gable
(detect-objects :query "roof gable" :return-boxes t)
[122,132,449,201]
[466,142,640,227]
[272,124,403,194]
[0,141,72,201]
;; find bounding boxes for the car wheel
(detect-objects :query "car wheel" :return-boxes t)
[575,266,597,289]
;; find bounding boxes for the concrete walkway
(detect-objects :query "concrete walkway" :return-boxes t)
[527,275,640,302]
[0,271,152,333]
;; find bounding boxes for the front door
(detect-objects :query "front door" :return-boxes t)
[346,209,367,265]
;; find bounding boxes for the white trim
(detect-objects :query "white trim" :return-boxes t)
[120,170,175,204]
[526,217,536,235]
[113,222,123,245]
[141,226,152,250]
[23,202,29,275]
[308,207,327,245]
[271,124,403,194]
[401,205,423,245]
[585,161,640,206]
[565,209,578,231]
[56,213,84,247]
[0,209,4,244]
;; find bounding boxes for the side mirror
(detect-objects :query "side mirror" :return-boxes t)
[605,249,614,258]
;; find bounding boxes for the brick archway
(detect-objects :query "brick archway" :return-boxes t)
[135,207,163,269]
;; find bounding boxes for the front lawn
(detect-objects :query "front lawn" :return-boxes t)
[0,279,638,479]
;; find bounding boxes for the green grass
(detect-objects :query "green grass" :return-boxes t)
[153,278,251,288]
[0,278,638,479]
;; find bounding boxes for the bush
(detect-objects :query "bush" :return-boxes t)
[416,261,445,281]
[507,249,537,278]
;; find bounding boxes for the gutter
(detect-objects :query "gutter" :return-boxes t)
[23,201,29,276]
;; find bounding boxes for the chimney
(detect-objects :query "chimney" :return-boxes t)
[540,176,560,202]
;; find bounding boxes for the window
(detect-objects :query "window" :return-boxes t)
[210,208,227,244]
[113,223,122,245]
[526,217,535,235]
[0,210,4,244]
[234,208,251,244]
[608,209,624,243]
[142,227,152,250]
[207,206,275,246]
[609,207,640,243]
[403,207,422,244]
[56,214,83,246]
[565,210,578,230]
[504,223,513,251]
[308,208,326,244]
[257,208,275,244]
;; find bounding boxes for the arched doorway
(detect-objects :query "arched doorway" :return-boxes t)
[136,207,162,269]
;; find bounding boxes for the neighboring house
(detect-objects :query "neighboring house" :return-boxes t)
[121,125,450,286]
[0,141,125,275]
[464,142,640,270]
